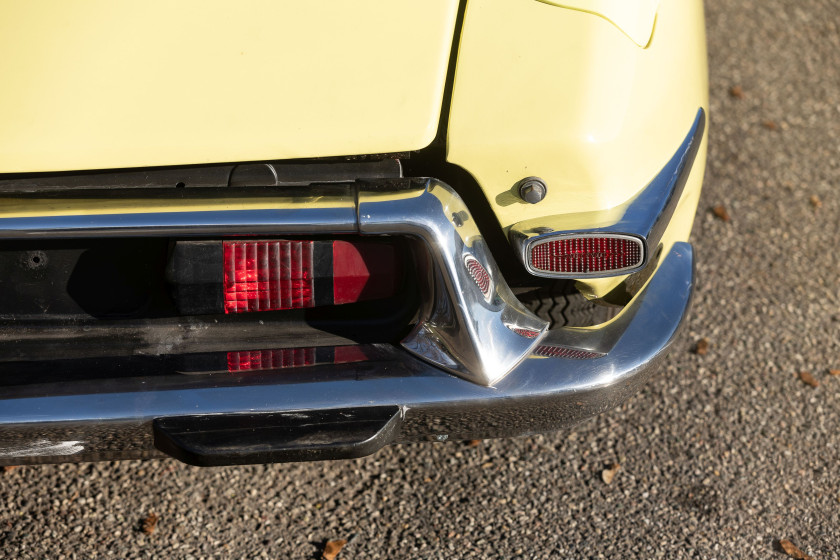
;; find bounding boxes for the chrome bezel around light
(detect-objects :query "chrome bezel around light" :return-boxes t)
[524,232,645,279]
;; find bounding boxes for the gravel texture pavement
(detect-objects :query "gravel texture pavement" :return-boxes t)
[2,0,840,558]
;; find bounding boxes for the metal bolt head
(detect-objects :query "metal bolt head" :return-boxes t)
[517,177,547,204]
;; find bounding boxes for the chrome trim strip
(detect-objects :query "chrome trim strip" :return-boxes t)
[0,179,547,387]
[510,108,706,279]
[0,243,693,465]
[0,209,360,238]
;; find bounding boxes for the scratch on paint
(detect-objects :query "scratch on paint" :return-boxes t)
[0,440,84,457]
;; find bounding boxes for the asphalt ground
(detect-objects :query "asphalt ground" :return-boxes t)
[2,0,840,558]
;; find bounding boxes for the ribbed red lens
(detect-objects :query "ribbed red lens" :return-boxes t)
[224,240,314,313]
[535,345,603,360]
[530,236,642,274]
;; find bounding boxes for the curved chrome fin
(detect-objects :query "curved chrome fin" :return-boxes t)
[359,181,548,387]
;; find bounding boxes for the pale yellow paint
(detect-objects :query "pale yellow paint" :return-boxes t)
[0,0,708,302]
[0,0,458,172]
[447,0,708,234]
[537,0,660,47]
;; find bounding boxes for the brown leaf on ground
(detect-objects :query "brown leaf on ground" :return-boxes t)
[779,539,814,560]
[322,539,347,560]
[601,463,620,485]
[693,338,710,356]
[466,440,482,447]
[140,513,158,535]
[799,371,819,388]
[829,369,840,376]
[711,205,731,222]
[809,195,822,209]
[762,120,778,131]
[2,466,18,473]
[729,85,745,99]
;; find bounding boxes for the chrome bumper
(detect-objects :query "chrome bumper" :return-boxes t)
[0,180,694,466]
[0,242,693,466]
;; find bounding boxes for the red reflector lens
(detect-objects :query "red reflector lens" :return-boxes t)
[464,255,491,299]
[223,240,314,313]
[535,345,603,360]
[530,236,643,275]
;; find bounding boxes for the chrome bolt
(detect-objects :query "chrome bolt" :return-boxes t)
[517,177,547,204]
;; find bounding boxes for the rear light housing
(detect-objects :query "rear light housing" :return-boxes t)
[168,238,404,316]
[526,234,644,278]
[223,239,401,314]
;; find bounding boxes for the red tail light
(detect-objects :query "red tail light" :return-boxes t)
[224,240,314,313]
[529,235,643,275]
[222,239,400,314]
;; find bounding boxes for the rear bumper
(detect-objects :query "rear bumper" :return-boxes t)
[0,240,693,466]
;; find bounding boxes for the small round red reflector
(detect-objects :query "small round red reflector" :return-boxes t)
[464,255,491,299]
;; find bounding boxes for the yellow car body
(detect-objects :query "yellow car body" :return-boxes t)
[0,0,707,465]
[0,0,707,296]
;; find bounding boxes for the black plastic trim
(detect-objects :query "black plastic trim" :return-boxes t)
[153,406,402,466]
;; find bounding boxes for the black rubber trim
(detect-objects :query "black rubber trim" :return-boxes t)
[153,406,402,466]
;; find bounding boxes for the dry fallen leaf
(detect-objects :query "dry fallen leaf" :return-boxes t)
[141,513,158,535]
[799,371,819,388]
[322,539,347,560]
[729,85,744,99]
[466,440,482,447]
[809,195,822,209]
[2,466,18,473]
[711,205,731,222]
[601,463,620,485]
[779,539,814,560]
[693,338,710,356]
[829,369,840,376]
[762,120,778,131]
